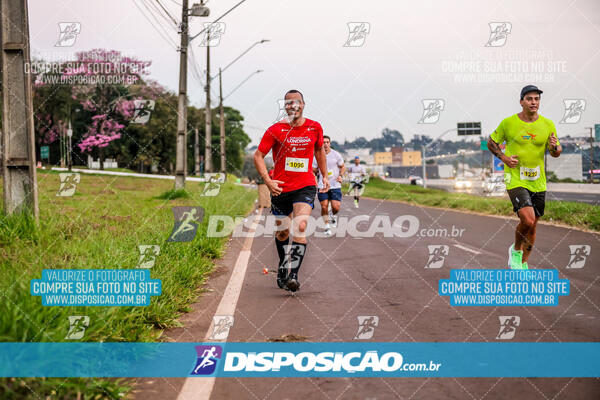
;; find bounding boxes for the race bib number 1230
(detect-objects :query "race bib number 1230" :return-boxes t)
[520,166,540,181]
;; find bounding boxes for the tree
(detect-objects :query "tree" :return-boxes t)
[381,128,404,147]
[67,49,151,169]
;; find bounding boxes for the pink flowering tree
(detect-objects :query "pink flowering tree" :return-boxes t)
[67,49,152,169]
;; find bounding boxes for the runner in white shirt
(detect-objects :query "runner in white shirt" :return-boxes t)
[346,156,367,208]
[313,136,345,236]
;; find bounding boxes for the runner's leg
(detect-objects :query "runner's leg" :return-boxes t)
[522,216,539,263]
[285,202,312,291]
[320,199,329,225]
[275,216,291,288]
[331,200,341,216]
[515,206,536,253]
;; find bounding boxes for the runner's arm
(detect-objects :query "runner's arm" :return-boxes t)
[254,149,283,195]
[253,149,270,182]
[338,162,346,179]
[487,137,505,160]
[487,136,517,167]
[548,132,562,158]
[314,145,330,191]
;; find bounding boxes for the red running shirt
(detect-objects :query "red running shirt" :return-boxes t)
[258,118,324,193]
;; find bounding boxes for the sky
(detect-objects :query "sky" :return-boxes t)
[28,0,600,146]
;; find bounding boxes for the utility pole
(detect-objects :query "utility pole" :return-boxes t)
[174,0,189,189]
[67,121,73,171]
[1,0,39,218]
[421,144,426,186]
[194,127,200,175]
[219,68,225,172]
[589,127,595,183]
[204,31,212,173]
[59,125,65,168]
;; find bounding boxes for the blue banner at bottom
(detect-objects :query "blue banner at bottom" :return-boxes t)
[0,342,597,378]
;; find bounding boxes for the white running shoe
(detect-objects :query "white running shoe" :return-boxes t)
[324,228,333,237]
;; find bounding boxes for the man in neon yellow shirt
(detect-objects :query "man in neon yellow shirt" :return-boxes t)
[487,85,562,270]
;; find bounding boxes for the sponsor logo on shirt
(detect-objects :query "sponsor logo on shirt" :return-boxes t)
[287,137,312,145]
[521,132,537,141]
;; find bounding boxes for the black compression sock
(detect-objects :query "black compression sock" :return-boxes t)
[275,237,289,266]
[289,242,307,274]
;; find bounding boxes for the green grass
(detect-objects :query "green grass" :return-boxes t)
[155,188,191,200]
[361,178,600,232]
[0,170,256,398]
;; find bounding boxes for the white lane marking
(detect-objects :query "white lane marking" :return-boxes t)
[176,214,261,400]
[453,244,481,255]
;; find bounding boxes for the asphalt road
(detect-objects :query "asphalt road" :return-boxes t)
[136,195,600,400]
[431,184,600,205]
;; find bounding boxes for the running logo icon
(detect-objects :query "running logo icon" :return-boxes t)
[485,22,512,47]
[355,316,379,339]
[167,207,205,242]
[418,99,445,124]
[425,245,449,269]
[202,173,226,197]
[496,316,520,340]
[275,98,302,123]
[137,245,160,268]
[191,345,223,375]
[560,99,586,124]
[209,316,234,340]
[198,22,226,47]
[344,22,370,47]
[566,245,590,269]
[56,173,80,197]
[65,316,89,340]
[55,22,81,47]
[131,100,155,124]
[283,243,307,270]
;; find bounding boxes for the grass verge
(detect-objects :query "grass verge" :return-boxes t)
[0,170,256,399]
[361,178,600,232]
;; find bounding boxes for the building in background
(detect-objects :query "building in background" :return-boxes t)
[374,152,393,165]
[391,147,403,164]
[387,165,439,179]
[343,148,373,164]
[546,153,583,181]
[438,164,454,178]
[402,151,421,166]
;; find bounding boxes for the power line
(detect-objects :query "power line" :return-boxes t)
[144,0,178,28]
[155,0,179,25]
[132,0,178,49]
[190,0,248,41]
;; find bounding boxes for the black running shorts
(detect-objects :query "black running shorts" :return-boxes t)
[507,186,546,217]
[271,185,316,216]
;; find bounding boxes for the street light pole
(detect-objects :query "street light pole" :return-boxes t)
[174,1,210,188]
[67,121,73,171]
[211,39,269,81]
[194,127,200,175]
[421,128,457,188]
[223,69,263,101]
[174,0,190,189]
[204,34,212,173]
[219,68,225,172]
[587,126,595,183]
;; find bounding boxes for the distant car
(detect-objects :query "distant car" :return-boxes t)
[482,175,506,194]
[454,176,472,189]
[408,175,423,186]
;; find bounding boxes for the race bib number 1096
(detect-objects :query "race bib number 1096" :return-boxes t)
[285,157,309,172]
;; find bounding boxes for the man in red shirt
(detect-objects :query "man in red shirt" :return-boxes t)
[254,90,329,292]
